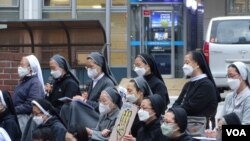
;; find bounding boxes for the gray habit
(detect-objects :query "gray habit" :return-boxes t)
[91,107,120,141]
[87,75,116,110]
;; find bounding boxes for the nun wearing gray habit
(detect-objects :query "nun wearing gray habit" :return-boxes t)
[88,86,122,141]
[86,52,118,110]
[46,54,81,112]
[84,52,117,109]
[129,76,153,137]
[59,52,117,131]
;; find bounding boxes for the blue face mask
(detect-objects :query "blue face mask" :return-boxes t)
[161,123,175,137]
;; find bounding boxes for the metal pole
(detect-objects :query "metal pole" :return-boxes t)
[72,0,77,19]
[106,0,111,65]
[19,0,24,19]
[127,0,131,77]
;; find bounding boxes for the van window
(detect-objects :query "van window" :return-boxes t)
[210,20,250,44]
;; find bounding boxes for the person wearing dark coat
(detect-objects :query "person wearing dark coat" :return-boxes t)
[45,54,81,113]
[65,124,89,141]
[126,76,153,137]
[134,53,169,109]
[31,98,67,141]
[73,52,117,110]
[205,112,241,141]
[86,87,122,141]
[124,94,167,141]
[13,55,45,133]
[173,51,221,136]
[161,107,193,141]
[0,90,21,141]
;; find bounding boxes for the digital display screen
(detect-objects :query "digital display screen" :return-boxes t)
[154,32,169,41]
[151,11,177,28]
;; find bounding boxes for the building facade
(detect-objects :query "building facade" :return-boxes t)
[0,0,248,84]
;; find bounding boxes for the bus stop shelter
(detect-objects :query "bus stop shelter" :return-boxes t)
[0,20,107,68]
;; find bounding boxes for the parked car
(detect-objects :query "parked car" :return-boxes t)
[203,16,250,92]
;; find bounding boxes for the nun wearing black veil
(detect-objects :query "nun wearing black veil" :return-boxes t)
[60,52,117,130]
[45,54,81,113]
[173,51,221,136]
[0,90,21,141]
[134,53,169,109]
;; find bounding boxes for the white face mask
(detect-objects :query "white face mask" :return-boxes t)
[18,66,30,78]
[138,109,150,121]
[126,94,138,103]
[134,67,146,76]
[99,103,111,115]
[227,78,241,90]
[33,116,44,125]
[51,70,62,79]
[182,64,194,76]
[87,68,98,79]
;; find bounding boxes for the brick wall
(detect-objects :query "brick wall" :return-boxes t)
[0,52,28,95]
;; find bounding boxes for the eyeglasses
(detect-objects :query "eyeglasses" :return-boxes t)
[227,74,240,79]
[140,107,152,110]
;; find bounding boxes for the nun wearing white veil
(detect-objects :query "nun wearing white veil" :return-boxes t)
[0,127,11,141]
[13,54,45,133]
[222,61,250,124]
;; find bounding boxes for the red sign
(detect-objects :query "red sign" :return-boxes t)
[143,10,150,17]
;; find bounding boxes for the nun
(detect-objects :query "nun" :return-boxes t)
[221,61,250,124]
[13,54,45,133]
[0,90,21,141]
[173,51,220,136]
[45,54,81,112]
[161,107,193,141]
[205,112,241,141]
[133,53,169,109]
[73,52,117,110]
[126,76,153,137]
[86,86,122,141]
[124,94,167,141]
[31,98,67,141]
[0,127,11,141]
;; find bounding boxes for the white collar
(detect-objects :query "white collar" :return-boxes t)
[190,74,207,82]
[93,73,104,82]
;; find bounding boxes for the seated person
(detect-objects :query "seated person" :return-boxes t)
[161,107,193,141]
[0,90,21,141]
[32,127,52,141]
[65,124,89,141]
[0,127,12,141]
[31,99,67,141]
[86,87,122,141]
[124,94,167,141]
[126,76,153,137]
[205,112,241,141]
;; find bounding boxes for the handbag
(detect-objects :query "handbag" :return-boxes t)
[186,116,207,137]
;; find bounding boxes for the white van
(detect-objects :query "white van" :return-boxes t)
[203,16,250,92]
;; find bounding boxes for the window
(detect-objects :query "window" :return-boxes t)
[0,0,18,7]
[210,20,250,44]
[44,0,70,7]
[110,13,128,67]
[227,0,250,14]
[77,0,105,9]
